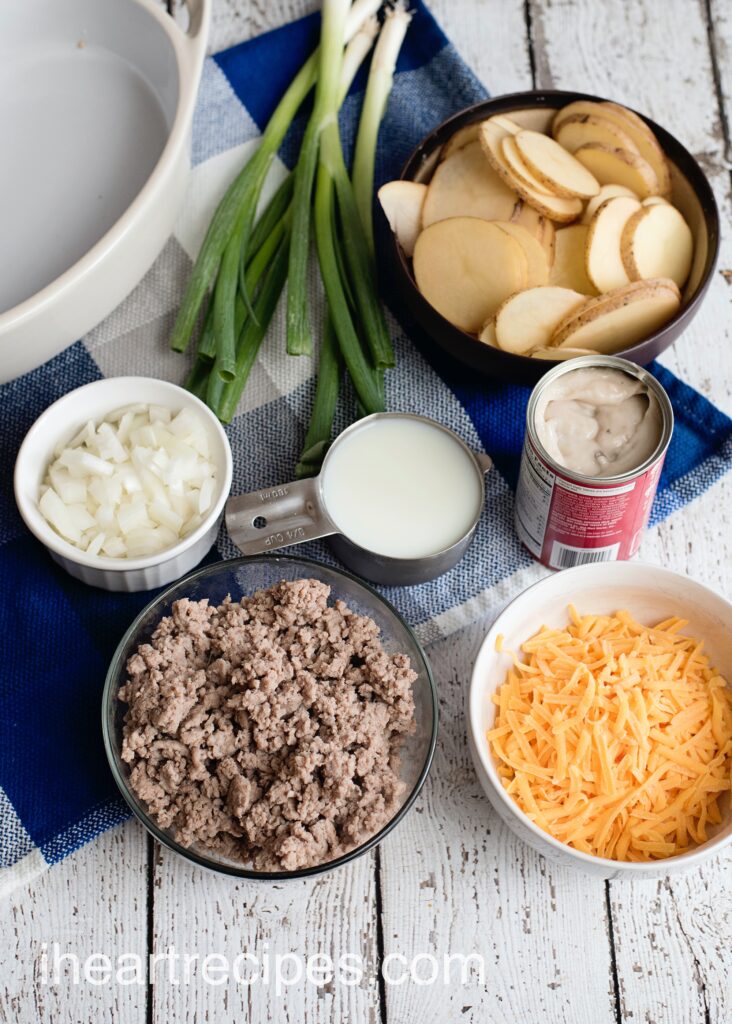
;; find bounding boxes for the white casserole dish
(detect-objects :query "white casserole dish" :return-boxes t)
[0,0,210,382]
[467,562,732,878]
[14,377,233,592]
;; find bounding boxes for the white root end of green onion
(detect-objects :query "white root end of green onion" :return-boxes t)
[344,0,384,43]
[338,16,380,104]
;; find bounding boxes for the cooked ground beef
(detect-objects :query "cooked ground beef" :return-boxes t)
[119,578,416,871]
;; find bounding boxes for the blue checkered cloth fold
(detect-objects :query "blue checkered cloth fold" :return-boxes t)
[1,2,730,896]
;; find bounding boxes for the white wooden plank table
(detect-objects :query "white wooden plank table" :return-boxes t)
[3,1,732,1021]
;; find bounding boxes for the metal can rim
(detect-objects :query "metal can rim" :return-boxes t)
[525,355,674,486]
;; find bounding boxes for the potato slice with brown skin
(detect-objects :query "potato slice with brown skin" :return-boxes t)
[585,195,642,292]
[495,286,588,354]
[514,130,601,199]
[479,319,500,347]
[540,217,556,268]
[494,220,550,287]
[491,114,521,135]
[642,196,670,207]
[554,114,640,155]
[553,100,672,196]
[502,136,556,195]
[422,141,518,227]
[552,100,613,133]
[510,202,556,266]
[378,181,427,257]
[582,183,639,224]
[480,121,583,223]
[550,279,681,353]
[573,144,659,198]
[600,102,672,197]
[530,346,596,360]
[550,224,597,294]
[413,217,528,333]
[620,203,694,288]
[440,122,481,161]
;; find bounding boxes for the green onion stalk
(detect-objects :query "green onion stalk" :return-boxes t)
[352,1,412,254]
[170,0,382,357]
[296,1,412,473]
[286,0,351,357]
[180,6,380,415]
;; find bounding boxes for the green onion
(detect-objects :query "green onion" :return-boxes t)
[330,151,395,368]
[246,173,294,263]
[185,357,211,400]
[295,316,342,478]
[216,236,291,424]
[313,159,384,414]
[196,297,217,362]
[242,207,291,298]
[213,206,247,381]
[338,14,379,105]
[286,0,351,357]
[170,53,318,354]
[352,2,412,254]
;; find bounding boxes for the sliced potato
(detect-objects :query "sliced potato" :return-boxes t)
[549,224,597,294]
[478,319,500,347]
[495,286,588,354]
[412,217,528,333]
[574,144,660,198]
[480,117,550,190]
[642,195,670,207]
[552,100,615,133]
[501,136,556,195]
[585,195,642,292]
[582,183,638,224]
[553,100,672,196]
[480,121,583,223]
[551,279,681,353]
[422,141,517,227]
[600,101,672,197]
[441,122,481,161]
[530,346,596,360]
[620,203,693,288]
[490,114,521,135]
[377,181,427,257]
[554,114,640,155]
[494,220,551,287]
[510,202,556,266]
[506,107,555,133]
[514,130,601,199]
[540,216,556,268]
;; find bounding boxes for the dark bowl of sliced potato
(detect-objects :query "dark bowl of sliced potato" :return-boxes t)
[380,90,719,384]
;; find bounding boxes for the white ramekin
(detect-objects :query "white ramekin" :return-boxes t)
[468,562,732,879]
[0,0,210,382]
[14,377,232,592]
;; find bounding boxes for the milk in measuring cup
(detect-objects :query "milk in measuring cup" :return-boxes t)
[321,416,482,559]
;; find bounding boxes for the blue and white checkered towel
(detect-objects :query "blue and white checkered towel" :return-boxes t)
[2,2,731,897]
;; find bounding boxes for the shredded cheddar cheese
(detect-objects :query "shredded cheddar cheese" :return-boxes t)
[487,608,732,861]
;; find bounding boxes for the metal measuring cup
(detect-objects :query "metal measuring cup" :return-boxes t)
[225,413,492,586]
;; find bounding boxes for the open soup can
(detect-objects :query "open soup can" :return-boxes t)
[226,413,492,586]
[515,355,673,571]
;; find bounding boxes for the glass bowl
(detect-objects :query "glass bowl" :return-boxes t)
[102,554,438,880]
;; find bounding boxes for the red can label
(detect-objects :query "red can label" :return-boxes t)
[515,434,665,570]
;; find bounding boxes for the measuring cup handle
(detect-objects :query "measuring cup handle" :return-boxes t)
[225,478,336,556]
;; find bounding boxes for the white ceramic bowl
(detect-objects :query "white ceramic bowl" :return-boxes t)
[468,562,732,878]
[14,377,232,592]
[0,0,210,382]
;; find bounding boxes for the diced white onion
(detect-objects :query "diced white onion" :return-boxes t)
[39,403,218,559]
